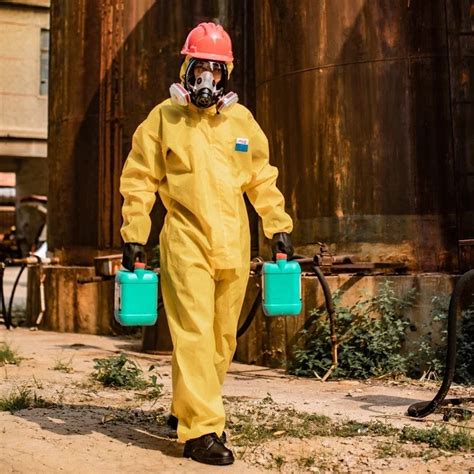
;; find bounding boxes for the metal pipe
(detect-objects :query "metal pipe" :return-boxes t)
[35,271,46,326]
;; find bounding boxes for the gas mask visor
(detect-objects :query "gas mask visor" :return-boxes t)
[185,59,227,108]
[170,57,238,112]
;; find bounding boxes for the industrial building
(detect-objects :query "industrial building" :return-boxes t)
[0,0,49,255]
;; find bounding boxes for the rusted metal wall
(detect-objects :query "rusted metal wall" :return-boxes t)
[48,0,254,264]
[446,0,474,271]
[254,0,458,272]
[48,0,469,271]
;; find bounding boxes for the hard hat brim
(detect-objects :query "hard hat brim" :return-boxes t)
[181,49,233,63]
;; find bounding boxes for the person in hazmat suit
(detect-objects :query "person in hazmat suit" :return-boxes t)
[120,22,294,466]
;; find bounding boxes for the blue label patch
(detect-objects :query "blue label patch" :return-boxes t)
[235,137,249,152]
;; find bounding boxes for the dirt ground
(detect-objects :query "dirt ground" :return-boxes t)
[0,328,472,473]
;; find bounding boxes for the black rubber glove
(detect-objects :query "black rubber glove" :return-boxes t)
[271,232,294,260]
[122,243,146,271]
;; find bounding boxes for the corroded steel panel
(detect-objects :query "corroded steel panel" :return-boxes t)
[446,0,474,271]
[254,0,458,271]
[48,0,254,263]
[48,0,102,252]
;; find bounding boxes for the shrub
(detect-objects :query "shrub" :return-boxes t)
[289,280,416,379]
[92,353,148,389]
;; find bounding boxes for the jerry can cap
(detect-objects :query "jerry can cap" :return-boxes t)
[276,253,287,260]
[134,262,146,269]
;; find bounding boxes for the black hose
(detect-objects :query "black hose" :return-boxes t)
[237,289,262,338]
[408,269,474,417]
[312,263,338,378]
[8,264,26,325]
[0,264,12,329]
[313,264,335,316]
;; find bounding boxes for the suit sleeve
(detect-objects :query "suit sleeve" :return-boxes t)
[119,114,165,244]
[244,116,293,239]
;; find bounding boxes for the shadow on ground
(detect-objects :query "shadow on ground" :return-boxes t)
[347,394,426,414]
[54,343,112,352]
[13,404,182,458]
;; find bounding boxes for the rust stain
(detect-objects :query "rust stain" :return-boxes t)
[460,66,469,93]
[254,0,457,272]
[49,0,255,258]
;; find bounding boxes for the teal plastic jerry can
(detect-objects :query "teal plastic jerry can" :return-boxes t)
[262,253,302,316]
[114,262,158,326]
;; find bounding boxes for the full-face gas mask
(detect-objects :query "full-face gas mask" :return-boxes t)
[170,58,238,113]
[188,59,225,108]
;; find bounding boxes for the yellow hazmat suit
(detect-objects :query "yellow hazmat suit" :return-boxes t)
[120,98,293,442]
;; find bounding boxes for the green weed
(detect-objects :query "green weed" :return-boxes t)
[273,454,285,470]
[52,357,74,373]
[92,354,163,398]
[376,441,440,460]
[227,397,473,454]
[0,342,22,366]
[0,386,52,412]
[92,353,148,389]
[289,280,473,384]
[31,375,43,389]
[297,455,316,467]
[400,425,473,451]
[376,441,399,458]
[227,396,399,447]
[135,375,164,405]
[333,420,398,437]
[228,398,332,446]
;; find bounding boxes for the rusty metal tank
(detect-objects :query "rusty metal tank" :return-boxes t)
[254,0,459,272]
[48,0,255,264]
[445,0,474,271]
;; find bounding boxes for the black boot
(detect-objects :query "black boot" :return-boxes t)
[167,415,227,443]
[183,433,234,466]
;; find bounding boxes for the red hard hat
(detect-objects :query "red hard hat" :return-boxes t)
[181,22,233,62]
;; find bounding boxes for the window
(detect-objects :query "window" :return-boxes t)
[40,29,49,96]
